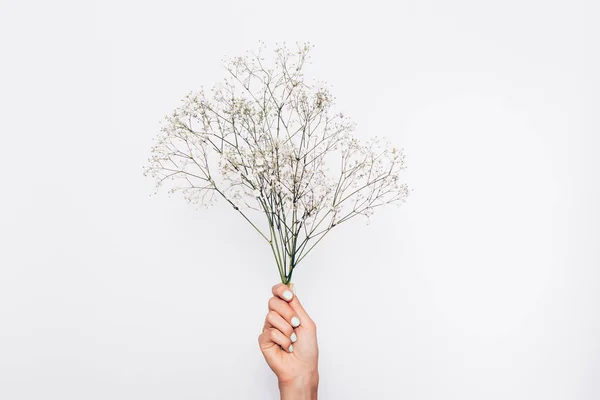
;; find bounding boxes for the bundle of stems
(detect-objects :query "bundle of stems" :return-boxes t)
[144,42,409,284]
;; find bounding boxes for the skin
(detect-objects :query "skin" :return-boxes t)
[258,283,319,400]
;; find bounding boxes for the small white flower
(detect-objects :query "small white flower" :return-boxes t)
[252,189,261,197]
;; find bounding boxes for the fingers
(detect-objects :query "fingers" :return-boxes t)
[260,283,314,357]
[272,283,295,302]
[272,283,313,329]
[265,310,298,343]
[268,296,301,328]
[259,327,294,353]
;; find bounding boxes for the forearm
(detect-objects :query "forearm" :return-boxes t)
[279,374,319,400]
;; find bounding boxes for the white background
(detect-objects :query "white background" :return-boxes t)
[1,1,598,399]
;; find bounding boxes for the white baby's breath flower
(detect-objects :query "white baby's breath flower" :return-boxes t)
[145,41,409,285]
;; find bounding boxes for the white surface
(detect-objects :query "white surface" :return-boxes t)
[1,1,598,399]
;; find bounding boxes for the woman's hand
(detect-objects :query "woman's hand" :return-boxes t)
[258,283,319,400]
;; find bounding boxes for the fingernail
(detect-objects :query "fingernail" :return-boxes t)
[288,344,294,353]
[283,290,293,301]
[290,332,297,343]
[291,316,300,327]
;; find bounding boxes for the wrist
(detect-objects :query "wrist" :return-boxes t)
[278,373,319,400]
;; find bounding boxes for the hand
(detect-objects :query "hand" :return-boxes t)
[258,283,319,400]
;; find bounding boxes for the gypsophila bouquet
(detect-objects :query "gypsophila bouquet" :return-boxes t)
[144,42,409,284]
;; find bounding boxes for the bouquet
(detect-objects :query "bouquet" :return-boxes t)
[144,42,410,284]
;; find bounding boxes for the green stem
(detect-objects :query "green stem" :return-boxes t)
[269,240,285,282]
[284,266,295,285]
